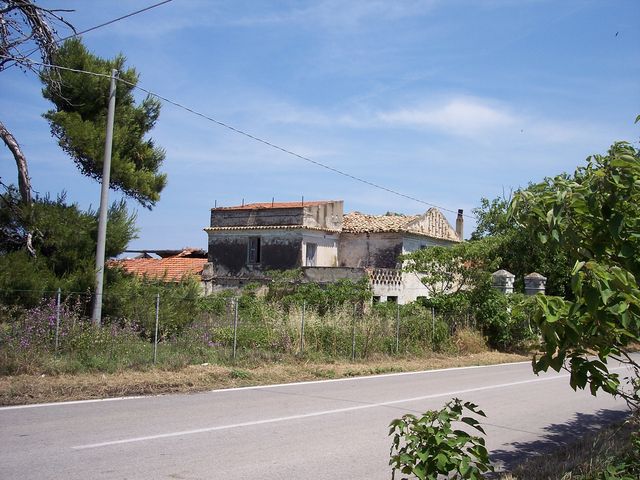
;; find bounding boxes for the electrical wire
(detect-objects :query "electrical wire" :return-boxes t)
[63,0,175,39]
[10,0,176,64]
[2,55,476,219]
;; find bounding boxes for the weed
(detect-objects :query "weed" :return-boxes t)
[229,368,251,379]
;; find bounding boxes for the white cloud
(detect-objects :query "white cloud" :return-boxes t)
[377,97,517,138]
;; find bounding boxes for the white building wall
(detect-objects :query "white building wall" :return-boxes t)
[301,231,339,267]
[402,235,453,254]
[397,235,457,304]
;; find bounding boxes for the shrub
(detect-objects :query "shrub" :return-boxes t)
[389,398,494,479]
[471,287,538,351]
[104,274,201,338]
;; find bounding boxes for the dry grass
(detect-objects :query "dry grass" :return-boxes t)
[453,328,488,355]
[500,414,639,480]
[0,351,528,406]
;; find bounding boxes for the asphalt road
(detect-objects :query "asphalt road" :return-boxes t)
[0,359,633,479]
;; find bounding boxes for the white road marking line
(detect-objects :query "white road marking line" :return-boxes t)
[0,360,529,411]
[204,360,532,393]
[0,395,147,411]
[72,372,576,450]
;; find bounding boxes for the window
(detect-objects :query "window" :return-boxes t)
[306,242,317,266]
[387,296,398,303]
[248,237,261,264]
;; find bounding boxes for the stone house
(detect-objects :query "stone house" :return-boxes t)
[202,200,463,303]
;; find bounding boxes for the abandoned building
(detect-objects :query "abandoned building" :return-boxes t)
[202,200,463,304]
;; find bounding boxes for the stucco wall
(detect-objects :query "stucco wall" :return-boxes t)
[338,232,403,269]
[302,267,366,283]
[302,231,339,267]
[208,230,303,278]
[302,201,343,230]
[210,201,343,230]
[402,234,455,254]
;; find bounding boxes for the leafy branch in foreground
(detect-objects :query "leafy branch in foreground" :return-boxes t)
[510,136,640,408]
[389,398,493,480]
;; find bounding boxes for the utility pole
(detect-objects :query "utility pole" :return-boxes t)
[91,69,118,326]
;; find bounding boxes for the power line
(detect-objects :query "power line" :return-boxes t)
[3,56,476,219]
[65,0,175,39]
[11,0,176,65]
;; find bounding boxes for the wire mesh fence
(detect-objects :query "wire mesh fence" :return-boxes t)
[0,287,486,374]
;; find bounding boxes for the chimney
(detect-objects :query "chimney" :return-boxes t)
[456,209,464,240]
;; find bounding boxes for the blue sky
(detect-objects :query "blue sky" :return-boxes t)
[1,0,638,251]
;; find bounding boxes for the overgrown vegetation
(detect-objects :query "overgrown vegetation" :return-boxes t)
[393,127,640,480]
[511,137,640,408]
[0,277,503,376]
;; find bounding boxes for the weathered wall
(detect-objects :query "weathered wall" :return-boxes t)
[338,232,403,269]
[208,230,302,278]
[302,267,366,283]
[211,208,304,228]
[399,272,430,304]
[401,234,455,254]
[302,232,339,267]
[368,270,430,304]
[210,201,343,230]
[302,201,343,230]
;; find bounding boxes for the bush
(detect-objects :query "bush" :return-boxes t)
[104,274,201,338]
[471,287,538,351]
[389,398,494,479]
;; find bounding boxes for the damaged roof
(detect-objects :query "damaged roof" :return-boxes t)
[111,249,207,281]
[342,208,460,242]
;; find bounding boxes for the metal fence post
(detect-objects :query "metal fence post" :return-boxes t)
[55,288,61,354]
[300,301,306,354]
[153,293,160,364]
[351,304,357,361]
[232,298,239,360]
[395,302,400,354]
[431,306,435,341]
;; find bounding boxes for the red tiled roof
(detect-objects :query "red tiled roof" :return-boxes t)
[342,208,460,242]
[212,200,336,211]
[111,257,207,281]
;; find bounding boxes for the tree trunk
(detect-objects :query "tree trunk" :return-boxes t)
[0,119,32,204]
[0,118,36,256]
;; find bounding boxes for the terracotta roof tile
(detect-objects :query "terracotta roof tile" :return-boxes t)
[111,257,207,281]
[342,208,460,242]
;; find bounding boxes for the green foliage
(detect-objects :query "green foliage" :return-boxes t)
[511,139,640,406]
[472,195,571,297]
[41,39,166,208]
[0,251,58,306]
[266,270,371,313]
[403,237,499,297]
[470,288,538,351]
[104,274,201,339]
[0,188,137,301]
[389,398,493,480]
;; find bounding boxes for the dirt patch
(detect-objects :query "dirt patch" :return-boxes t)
[0,351,528,406]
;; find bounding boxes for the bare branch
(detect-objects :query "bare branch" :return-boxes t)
[0,0,75,72]
[0,119,31,205]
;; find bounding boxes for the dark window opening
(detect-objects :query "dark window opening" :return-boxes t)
[387,296,398,303]
[306,242,317,266]
[248,237,261,264]
[373,296,381,303]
